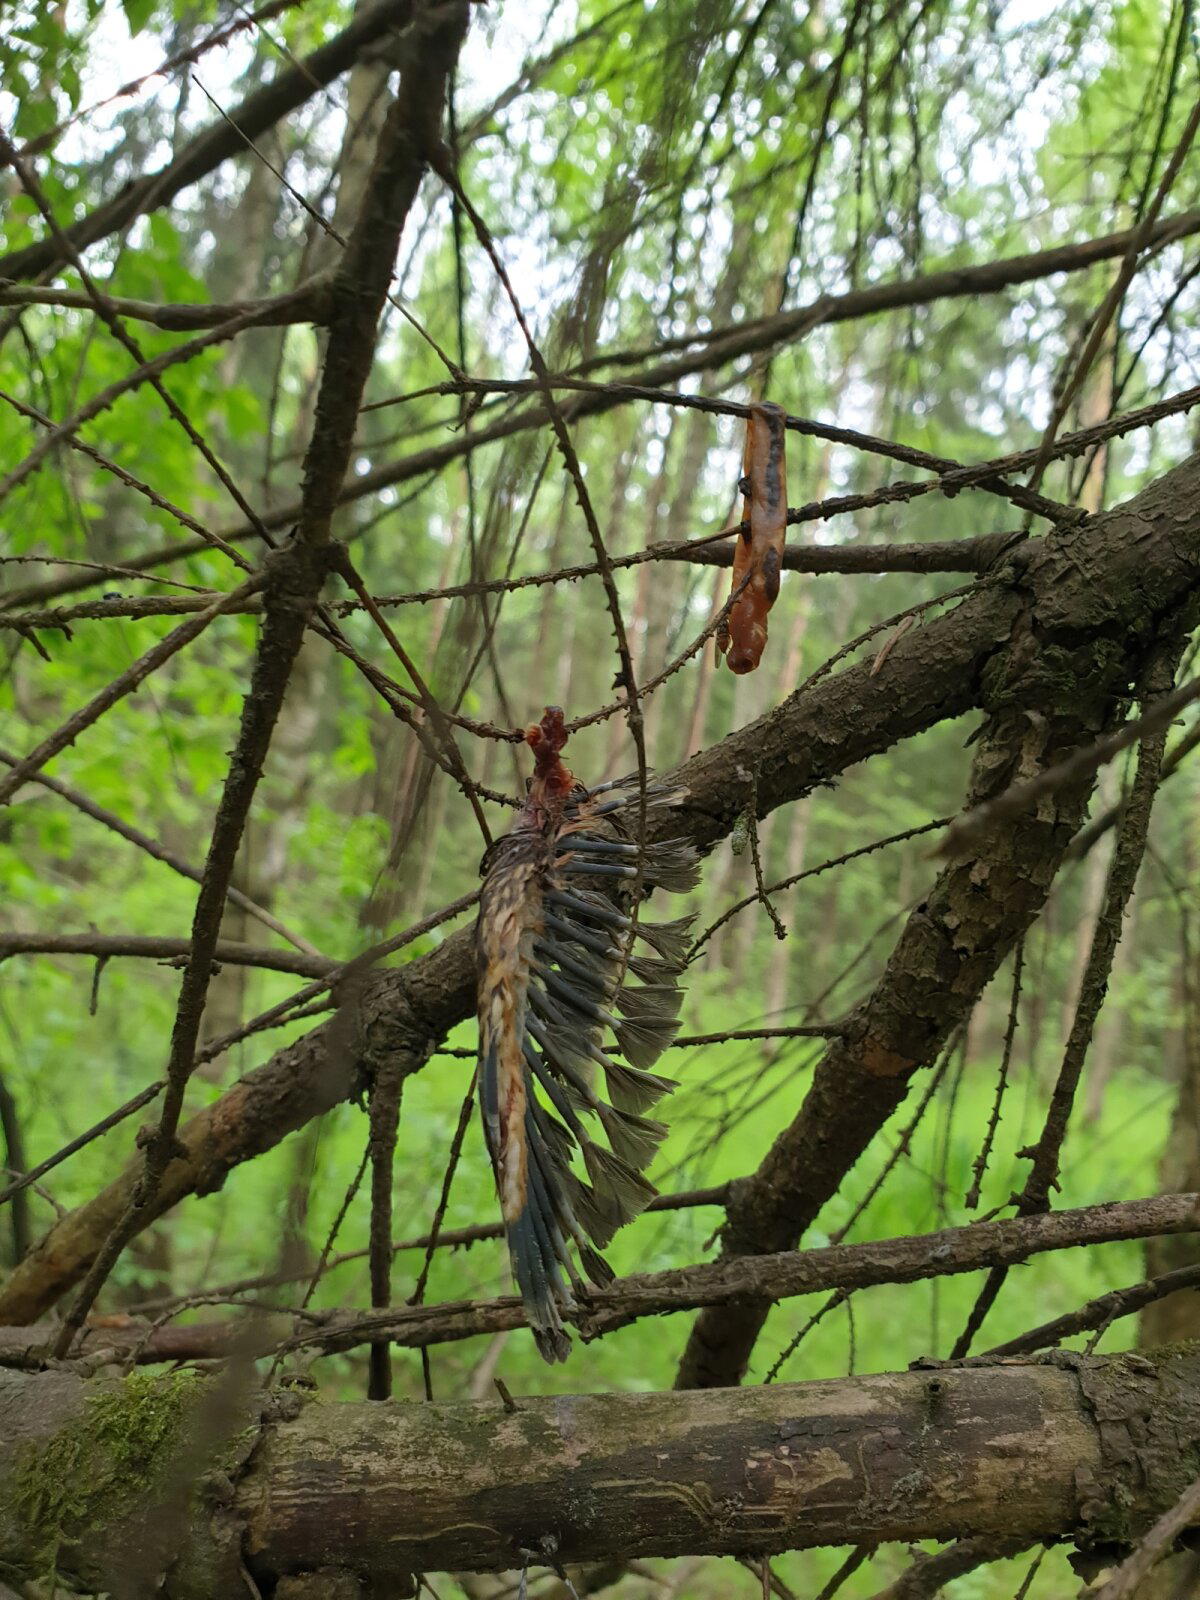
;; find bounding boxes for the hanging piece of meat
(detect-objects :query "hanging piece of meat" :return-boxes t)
[717,400,789,674]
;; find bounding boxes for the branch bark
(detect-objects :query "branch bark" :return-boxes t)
[1,1192,1192,1365]
[0,0,416,282]
[1,454,1198,1326]
[675,455,1200,1389]
[0,933,332,979]
[5,1350,1200,1590]
[0,279,331,330]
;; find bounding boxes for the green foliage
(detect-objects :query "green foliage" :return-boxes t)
[1,0,1198,1594]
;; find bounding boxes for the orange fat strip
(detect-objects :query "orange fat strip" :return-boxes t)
[720,400,787,674]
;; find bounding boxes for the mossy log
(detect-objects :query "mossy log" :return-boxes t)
[3,1349,1200,1595]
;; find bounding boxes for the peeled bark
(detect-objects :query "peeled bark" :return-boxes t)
[4,1350,1200,1593]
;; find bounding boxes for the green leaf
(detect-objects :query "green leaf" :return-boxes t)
[121,0,156,36]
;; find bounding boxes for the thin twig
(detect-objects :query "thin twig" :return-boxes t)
[0,574,266,806]
[127,1183,731,1315]
[0,1081,164,1209]
[0,932,332,978]
[1025,92,1200,494]
[0,131,272,545]
[193,890,479,1069]
[965,943,1023,1209]
[0,746,321,955]
[48,6,471,1357]
[1089,1473,1200,1600]
[409,1069,479,1310]
[690,817,951,959]
[951,647,1176,1358]
[981,1260,1200,1358]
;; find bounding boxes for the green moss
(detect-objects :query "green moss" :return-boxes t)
[10,1369,204,1575]
[980,637,1129,718]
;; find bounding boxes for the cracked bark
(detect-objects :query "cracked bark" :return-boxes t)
[1,454,1199,1326]
[677,458,1200,1388]
[4,1350,1200,1592]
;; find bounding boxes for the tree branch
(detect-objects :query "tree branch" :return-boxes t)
[11,250,1200,613]
[0,277,331,330]
[0,529,1018,634]
[2,454,1199,1326]
[675,456,1200,1389]
[0,0,418,282]
[982,1260,1200,1358]
[3,1192,1193,1364]
[582,206,1200,377]
[43,1,471,1358]
[5,1350,1200,1588]
[0,574,266,806]
[282,1190,1200,1354]
[1091,1473,1200,1600]
[0,747,322,955]
[0,932,332,980]
[865,1537,1030,1600]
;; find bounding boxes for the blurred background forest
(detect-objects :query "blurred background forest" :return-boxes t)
[2,0,1200,1594]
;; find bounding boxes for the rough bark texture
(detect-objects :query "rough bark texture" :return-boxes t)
[676,459,1200,1388]
[2,456,1199,1326]
[3,1192,1192,1364]
[5,1351,1200,1593]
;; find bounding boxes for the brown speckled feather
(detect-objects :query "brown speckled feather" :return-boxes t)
[474,707,697,1362]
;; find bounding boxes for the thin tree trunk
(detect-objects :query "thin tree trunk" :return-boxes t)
[0,1068,30,1266]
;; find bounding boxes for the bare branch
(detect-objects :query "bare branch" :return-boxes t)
[0,746,322,955]
[0,278,330,331]
[675,461,1200,1390]
[0,932,332,980]
[982,1261,1200,1358]
[287,1191,1200,1357]
[0,529,1017,633]
[3,1192,1196,1365]
[0,0,419,282]
[865,1538,1030,1600]
[0,574,266,807]
[14,253,1200,613]
[952,638,1178,1358]
[47,1,472,1358]
[1090,1474,1200,1600]
[0,1082,164,1210]
[3,454,1198,1326]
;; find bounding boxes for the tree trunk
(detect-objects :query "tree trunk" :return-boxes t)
[4,1350,1200,1593]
